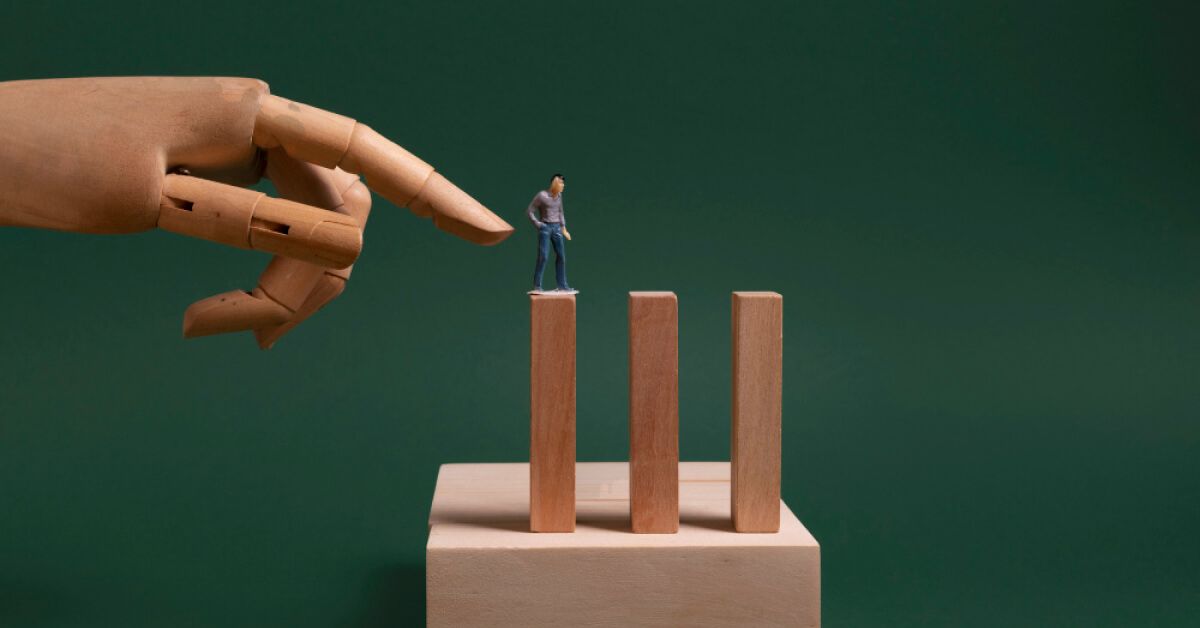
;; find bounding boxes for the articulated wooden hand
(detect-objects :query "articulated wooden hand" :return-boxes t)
[0,77,513,348]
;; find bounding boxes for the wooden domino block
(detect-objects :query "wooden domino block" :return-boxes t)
[628,292,680,533]
[530,293,576,532]
[731,291,783,533]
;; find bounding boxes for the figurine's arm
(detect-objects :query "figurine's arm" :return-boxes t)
[526,195,545,228]
[560,206,570,240]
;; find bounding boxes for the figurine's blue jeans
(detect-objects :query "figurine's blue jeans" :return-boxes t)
[533,222,569,290]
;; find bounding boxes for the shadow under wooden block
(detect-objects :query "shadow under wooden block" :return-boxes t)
[427,462,819,628]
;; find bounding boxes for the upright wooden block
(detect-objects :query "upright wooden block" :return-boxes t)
[731,291,783,533]
[628,292,680,533]
[427,462,820,628]
[530,293,576,532]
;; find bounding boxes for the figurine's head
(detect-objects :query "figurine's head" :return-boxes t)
[549,173,565,197]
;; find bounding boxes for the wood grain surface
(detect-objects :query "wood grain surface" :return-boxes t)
[427,462,820,628]
[628,292,680,533]
[530,293,576,532]
[731,291,783,533]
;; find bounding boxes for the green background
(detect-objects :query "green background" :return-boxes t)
[1,1,1197,626]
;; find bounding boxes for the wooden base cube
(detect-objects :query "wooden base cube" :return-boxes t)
[427,462,819,627]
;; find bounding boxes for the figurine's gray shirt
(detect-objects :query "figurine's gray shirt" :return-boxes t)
[527,190,565,228]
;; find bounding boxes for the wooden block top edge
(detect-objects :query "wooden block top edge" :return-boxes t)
[732,291,782,299]
[529,293,577,300]
[628,291,678,299]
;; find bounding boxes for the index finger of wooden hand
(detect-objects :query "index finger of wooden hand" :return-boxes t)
[253,95,513,245]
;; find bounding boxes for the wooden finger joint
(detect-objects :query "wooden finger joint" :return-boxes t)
[254,95,356,169]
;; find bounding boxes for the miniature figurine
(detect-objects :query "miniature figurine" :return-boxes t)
[527,174,575,293]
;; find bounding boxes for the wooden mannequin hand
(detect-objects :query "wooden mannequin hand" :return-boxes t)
[0,77,513,348]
